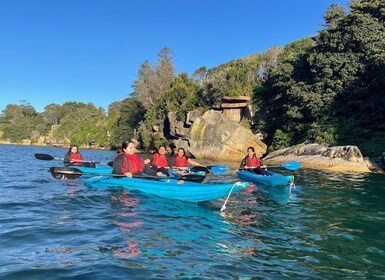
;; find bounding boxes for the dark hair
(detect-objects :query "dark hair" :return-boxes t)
[178,148,185,155]
[67,145,79,154]
[158,145,166,152]
[121,140,135,151]
[247,146,255,152]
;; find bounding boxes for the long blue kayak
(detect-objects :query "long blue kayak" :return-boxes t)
[49,166,206,183]
[83,176,248,202]
[237,170,294,187]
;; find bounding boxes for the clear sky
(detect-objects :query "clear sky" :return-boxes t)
[0,0,349,113]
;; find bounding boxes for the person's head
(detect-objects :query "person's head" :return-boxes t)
[247,147,255,157]
[167,142,177,155]
[177,148,185,157]
[158,145,167,155]
[69,145,79,154]
[122,140,136,155]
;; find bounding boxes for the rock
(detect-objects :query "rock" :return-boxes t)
[263,143,371,173]
[188,110,267,162]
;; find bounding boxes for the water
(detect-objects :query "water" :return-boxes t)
[0,144,384,279]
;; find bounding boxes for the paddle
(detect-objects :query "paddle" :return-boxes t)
[49,167,205,183]
[190,165,229,174]
[239,161,301,171]
[35,153,113,166]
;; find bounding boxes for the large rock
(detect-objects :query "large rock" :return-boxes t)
[188,110,267,162]
[263,143,371,172]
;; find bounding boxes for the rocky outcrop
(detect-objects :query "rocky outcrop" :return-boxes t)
[365,152,385,173]
[188,110,267,162]
[263,143,371,173]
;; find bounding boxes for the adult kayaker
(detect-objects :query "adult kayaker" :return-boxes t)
[240,147,267,176]
[173,148,206,173]
[112,140,161,177]
[148,145,173,176]
[63,145,93,167]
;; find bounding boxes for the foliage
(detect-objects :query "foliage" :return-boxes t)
[201,54,260,107]
[110,98,145,147]
[133,47,176,109]
[269,129,294,152]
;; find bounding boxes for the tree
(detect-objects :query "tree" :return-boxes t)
[133,47,176,110]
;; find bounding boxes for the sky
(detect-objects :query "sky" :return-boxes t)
[0,0,349,113]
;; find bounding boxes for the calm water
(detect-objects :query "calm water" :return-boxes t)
[0,144,384,279]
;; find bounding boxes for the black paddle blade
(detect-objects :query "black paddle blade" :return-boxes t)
[181,174,205,183]
[50,167,83,180]
[35,153,55,161]
[190,166,209,174]
[107,161,114,167]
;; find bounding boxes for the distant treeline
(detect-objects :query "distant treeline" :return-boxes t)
[1,0,384,157]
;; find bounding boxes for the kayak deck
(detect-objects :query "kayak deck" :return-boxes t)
[237,170,294,187]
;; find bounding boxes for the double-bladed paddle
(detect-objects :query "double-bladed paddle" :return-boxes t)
[190,165,229,174]
[239,161,301,171]
[49,167,205,183]
[35,153,113,166]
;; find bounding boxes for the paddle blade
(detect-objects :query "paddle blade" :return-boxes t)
[281,161,301,171]
[190,166,209,174]
[35,153,55,161]
[50,167,83,180]
[209,165,229,174]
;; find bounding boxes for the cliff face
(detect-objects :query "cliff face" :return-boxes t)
[188,110,267,162]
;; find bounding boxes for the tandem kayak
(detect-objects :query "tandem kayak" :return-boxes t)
[84,176,248,202]
[237,170,294,187]
[49,166,206,183]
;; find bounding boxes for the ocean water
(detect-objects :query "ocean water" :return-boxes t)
[0,144,384,279]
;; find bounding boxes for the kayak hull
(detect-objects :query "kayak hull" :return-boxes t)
[237,170,294,187]
[84,176,248,202]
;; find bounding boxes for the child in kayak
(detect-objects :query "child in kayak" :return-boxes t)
[172,148,206,174]
[63,145,94,167]
[240,147,267,176]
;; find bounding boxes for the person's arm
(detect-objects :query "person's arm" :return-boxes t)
[112,154,125,175]
[63,153,71,167]
[258,158,267,168]
[187,158,205,167]
[239,157,247,168]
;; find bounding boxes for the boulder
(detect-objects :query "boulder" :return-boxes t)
[263,143,371,173]
[188,110,267,162]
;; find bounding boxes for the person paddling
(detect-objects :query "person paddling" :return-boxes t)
[240,146,267,176]
[173,148,206,173]
[112,140,161,177]
[64,145,94,167]
[148,145,173,176]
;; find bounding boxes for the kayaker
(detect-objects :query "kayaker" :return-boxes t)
[112,140,161,177]
[240,147,267,176]
[63,145,94,167]
[148,145,173,176]
[173,148,206,174]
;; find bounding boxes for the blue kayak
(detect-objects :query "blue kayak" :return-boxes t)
[237,170,294,187]
[84,176,248,202]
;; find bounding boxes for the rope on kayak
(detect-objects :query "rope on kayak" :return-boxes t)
[221,182,241,212]
[289,178,295,193]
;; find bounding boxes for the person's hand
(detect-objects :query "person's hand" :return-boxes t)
[124,172,133,177]
[244,166,249,169]
[156,172,164,176]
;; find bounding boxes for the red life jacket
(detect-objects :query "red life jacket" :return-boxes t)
[152,153,169,168]
[122,154,143,174]
[174,155,188,168]
[70,152,84,166]
[245,156,260,168]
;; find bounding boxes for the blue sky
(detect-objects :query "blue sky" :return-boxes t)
[0,0,349,113]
